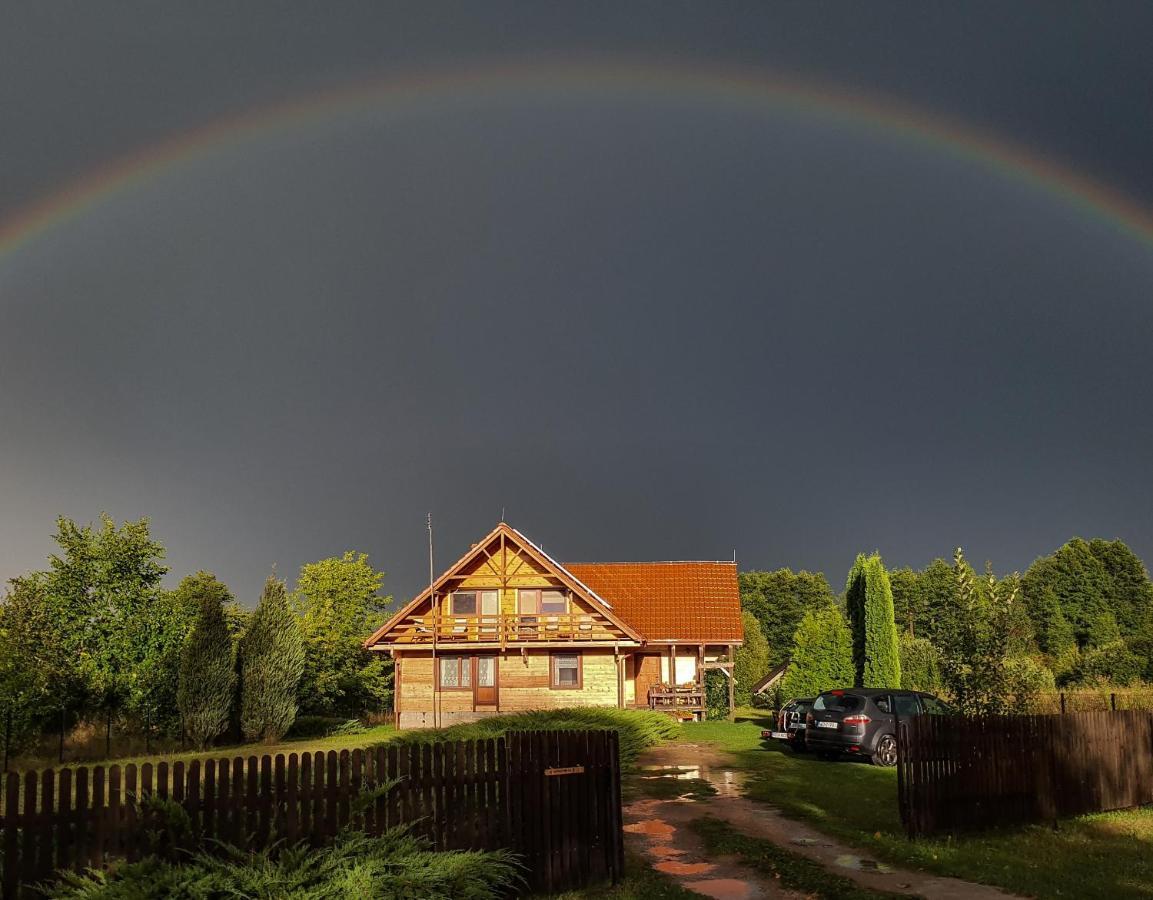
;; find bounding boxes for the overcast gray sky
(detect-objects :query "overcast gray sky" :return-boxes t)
[2,2,1153,604]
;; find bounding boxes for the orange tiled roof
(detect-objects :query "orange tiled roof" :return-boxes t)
[563,561,743,644]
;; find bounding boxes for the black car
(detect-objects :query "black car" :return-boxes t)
[761,697,815,752]
[804,688,949,766]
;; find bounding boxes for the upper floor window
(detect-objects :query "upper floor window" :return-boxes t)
[518,588,568,615]
[451,590,498,616]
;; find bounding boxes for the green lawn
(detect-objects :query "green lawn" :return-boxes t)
[682,710,1153,900]
[8,725,397,775]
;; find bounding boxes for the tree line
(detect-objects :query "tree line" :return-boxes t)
[739,537,1153,714]
[0,515,393,755]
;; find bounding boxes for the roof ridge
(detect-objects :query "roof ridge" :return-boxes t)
[565,560,737,566]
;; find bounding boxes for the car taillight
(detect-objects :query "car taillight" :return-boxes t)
[843,714,871,727]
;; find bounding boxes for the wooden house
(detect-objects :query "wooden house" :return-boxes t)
[364,522,743,728]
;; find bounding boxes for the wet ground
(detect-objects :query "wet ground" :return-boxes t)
[624,742,1020,900]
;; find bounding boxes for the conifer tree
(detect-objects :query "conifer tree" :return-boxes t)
[177,592,236,750]
[779,606,855,699]
[240,575,305,743]
[845,553,901,688]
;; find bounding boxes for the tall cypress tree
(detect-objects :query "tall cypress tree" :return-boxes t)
[240,575,305,743]
[177,592,237,750]
[845,553,901,688]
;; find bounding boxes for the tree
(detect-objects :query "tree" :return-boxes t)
[937,549,1038,715]
[889,559,964,644]
[845,554,901,688]
[177,592,237,749]
[739,569,836,667]
[39,515,174,724]
[292,552,392,716]
[240,575,305,742]
[732,611,770,707]
[898,633,942,693]
[779,606,854,700]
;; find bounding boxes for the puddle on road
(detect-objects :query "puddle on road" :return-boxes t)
[637,764,748,799]
[655,860,717,876]
[623,818,676,837]
[683,877,758,900]
[834,854,894,873]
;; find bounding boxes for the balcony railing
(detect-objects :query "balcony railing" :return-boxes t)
[383,612,623,646]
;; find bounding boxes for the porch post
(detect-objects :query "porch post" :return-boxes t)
[727,644,736,721]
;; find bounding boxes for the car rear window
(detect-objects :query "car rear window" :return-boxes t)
[814,693,862,712]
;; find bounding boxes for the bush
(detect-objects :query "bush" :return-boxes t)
[779,606,854,700]
[44,828,521,899]
[899,634,943,693]
[287,715,365,739]
[386,707,678,768]
[705,670,729,720]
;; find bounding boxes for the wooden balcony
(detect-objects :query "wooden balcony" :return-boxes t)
[381,612,630,647]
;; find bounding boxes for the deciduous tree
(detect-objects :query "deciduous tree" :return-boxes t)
[733,611,770,706]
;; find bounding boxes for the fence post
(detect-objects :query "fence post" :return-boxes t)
[1111,693,1117,712]
[1060,693,1066,715]
[59,706,67,764]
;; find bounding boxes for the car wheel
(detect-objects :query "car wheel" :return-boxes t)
[871,734,898,767]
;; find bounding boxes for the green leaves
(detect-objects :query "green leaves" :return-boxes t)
[779,605,855,699]
[733,610,771,707]
[845,553,901,689]
[177,589,237,750]
[292,552,392,717]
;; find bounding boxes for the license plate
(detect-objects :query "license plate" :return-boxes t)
[770,731,789,739]
[817,721,839,729]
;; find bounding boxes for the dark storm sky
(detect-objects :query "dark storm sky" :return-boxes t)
[3,2,1153,606]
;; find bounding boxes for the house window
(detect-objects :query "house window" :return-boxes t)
[438,656,472,690]
[519,589,568,614]
[451,590,498,617]
[551,652,582,689]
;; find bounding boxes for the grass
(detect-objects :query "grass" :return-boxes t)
[680,709,1153,900]
[6,725,397,776]
[548,850,700,900]
[388,707,680,769]
[688,817,910,900]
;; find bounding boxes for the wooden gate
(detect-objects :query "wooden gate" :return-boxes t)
[0,729,623,898]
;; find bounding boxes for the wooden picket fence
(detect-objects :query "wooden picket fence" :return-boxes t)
[898,711,1153,837]
[0,729,624,898]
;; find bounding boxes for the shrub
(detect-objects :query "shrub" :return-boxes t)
[386,707,678,768]
[287,715,365,739]
[733,611,770,707]
[44,828,521,899]
[898,633,942,693]
[779,606,854,700]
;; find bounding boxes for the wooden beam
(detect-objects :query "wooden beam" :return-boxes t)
[727,644,735,721]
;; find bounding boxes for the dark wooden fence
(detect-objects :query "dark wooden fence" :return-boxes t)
[898,711,1153,837]
[0,729,623,898]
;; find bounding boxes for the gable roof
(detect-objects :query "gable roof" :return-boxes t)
[564,561,743,644]
[364,522,643,647]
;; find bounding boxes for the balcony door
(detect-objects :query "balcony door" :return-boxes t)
[475,655,498,707]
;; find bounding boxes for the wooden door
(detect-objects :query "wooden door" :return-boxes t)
[475,655,498,707]
[633,653,662,708]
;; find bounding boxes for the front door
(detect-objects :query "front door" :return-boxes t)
[475,655,498,707]
[633,653,662,708]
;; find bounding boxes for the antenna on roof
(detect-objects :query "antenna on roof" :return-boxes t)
[501,505,506,522]
[733,549,736,562]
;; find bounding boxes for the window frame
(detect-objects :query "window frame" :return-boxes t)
[437,655,473,691]
[518,588,569,615]
[550,651,583,690]
[450,591,478,616]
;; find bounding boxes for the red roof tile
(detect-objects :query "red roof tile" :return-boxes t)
[563,561,743,644]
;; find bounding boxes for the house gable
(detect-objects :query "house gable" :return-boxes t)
[365,523,643,648]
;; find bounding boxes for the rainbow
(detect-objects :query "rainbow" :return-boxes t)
[3,59,1153,262]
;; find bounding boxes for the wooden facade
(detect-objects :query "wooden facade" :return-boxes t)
[366,523,742,728]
